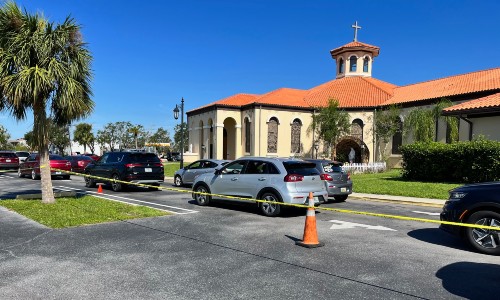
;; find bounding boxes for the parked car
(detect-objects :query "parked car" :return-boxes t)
[174,159,230,187]
[0,151,19,170]
[18,153,71,179]
[192,157,328,217]
[84,151,164,191]
[166,152,181,161]
[440,182,500,255]
[65,155,94,173]
[15,151,30,163]
[305,159,352,202]
[83,153,100,161]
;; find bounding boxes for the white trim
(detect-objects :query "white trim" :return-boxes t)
[202,125,211,129]
[235,125,242,129]
[243,115,252,123]
[215,124,224,128]
[194,126,201,130]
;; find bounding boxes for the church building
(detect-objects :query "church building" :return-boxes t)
[185,23,500,165]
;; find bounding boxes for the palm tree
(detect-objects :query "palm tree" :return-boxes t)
[129,126,141,149]
[0,2,93,203]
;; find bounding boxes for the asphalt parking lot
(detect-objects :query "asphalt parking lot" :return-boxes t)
[1,172,499,299]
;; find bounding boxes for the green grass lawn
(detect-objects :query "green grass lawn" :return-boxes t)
[164,162,180,177]
[0,196,169,228]
[351,169,462,199]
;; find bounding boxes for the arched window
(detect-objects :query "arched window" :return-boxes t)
[244,118,251,153]
[392,117,403,154]
[349,56,357,72]
[267,117,279,153]
[291,118,302,153]
[363,57,369,72]
[351,119,363,141]
[338,58,344,74]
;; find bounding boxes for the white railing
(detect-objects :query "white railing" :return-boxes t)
[342,162,386,174]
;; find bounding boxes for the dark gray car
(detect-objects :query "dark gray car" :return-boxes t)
[174,159,229,187]
[305,159,352,202]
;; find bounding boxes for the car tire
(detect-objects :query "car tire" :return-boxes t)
[31,170,40,180]
[259,192,282,217]
[85,174,96,188]
[194,184,211,206]
[18,168,24,178]
[333,195,348,202]
[63,175,70,180]
[111,174,123,192]
[174,175,183,187]
[465,211,500,255]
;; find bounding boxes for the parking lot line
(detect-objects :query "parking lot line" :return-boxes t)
[56,186,199,215]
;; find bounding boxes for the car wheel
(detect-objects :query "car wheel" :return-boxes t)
[333,195,348,202]
[174,175,183,187]
[259,192,282,217]
[63,175,70,180]
[465,211,500,255]
[31,170,40,180]
[85,174,96,188]
[18,168,24,178]
[194,184,211,206]
[111,174,123,192]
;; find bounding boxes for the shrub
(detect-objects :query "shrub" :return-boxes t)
[400,140,500,183]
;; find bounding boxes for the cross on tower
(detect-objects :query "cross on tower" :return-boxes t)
[352,21,361,42]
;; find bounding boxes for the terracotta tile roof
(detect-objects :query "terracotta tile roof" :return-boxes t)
[304,76,397,108]
[253,88,310,108]
[442,92,500,115]
[383,68,500,106]
[330,41,380,57]
[188,93,260,112]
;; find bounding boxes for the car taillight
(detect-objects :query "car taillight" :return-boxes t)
[153,163,163,167]
[78,161,85,166]
[320,173,333,181]
[284,174,304,182]
[125,163,142,168]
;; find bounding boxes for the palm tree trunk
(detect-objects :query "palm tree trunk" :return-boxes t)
[135,134,138,149]
[34,101,55,204]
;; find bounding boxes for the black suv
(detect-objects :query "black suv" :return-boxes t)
[84,152,164,191]
[440,182,500,255]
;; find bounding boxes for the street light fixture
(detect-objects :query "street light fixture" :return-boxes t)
[173,97,185,169]
[314,141,320,159]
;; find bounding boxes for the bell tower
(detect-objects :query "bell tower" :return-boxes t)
[330,22,380,79]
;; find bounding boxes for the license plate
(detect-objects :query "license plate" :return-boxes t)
[55,172,61,175]
[145,168,152,172]
[341,187,347,193]
[6,159,11,162]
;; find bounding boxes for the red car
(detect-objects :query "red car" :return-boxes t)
[65,155,94,173]
[18,153,72,180]
[83,153,100,161]
[0,151,19,170]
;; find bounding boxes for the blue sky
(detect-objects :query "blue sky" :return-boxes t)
[1,0,499,139]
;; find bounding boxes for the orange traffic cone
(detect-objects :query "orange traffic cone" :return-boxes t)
[97,183,103,194]
[296,192,324,248]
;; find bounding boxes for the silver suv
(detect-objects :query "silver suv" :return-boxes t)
[191,157,328,216]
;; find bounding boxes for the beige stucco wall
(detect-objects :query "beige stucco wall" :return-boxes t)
[470,116,500,140]
[336,51,373,79]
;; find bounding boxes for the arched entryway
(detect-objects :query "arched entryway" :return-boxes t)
[223,117,237,160]
[335,136,369,163]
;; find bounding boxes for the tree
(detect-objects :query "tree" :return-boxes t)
[49,120,70,155]
[374,105,401,160]
[24,131,35,150]
[0,124,11,149]
[0,2,93,203]
[173,123,188,152]
[149,127,172,154]
[310,99,351,160]
[115,121,133,150]
[128,125,144,149]
[73,123,94,153]
[97,123,118,152]
[433,98,459,143]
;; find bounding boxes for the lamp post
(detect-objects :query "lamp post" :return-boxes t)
[173,97,185,169]
[314,141,319,159]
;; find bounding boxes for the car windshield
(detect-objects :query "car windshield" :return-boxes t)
[0,152,17,158]
[323,163,343,173]
[16,152,30,157]
[128,153,161,163]
[283,162,320,176]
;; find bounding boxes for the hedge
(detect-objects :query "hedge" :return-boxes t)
[400,140,500,183]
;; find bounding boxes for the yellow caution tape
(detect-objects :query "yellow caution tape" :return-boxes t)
[7,167,500,232]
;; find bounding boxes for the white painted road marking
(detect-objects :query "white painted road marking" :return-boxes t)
[412,211,441,216]
[56,186,198,215]
[327,220,397,231]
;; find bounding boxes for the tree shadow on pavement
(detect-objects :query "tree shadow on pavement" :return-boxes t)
[407,228,469,252]
[436,262,500,300]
